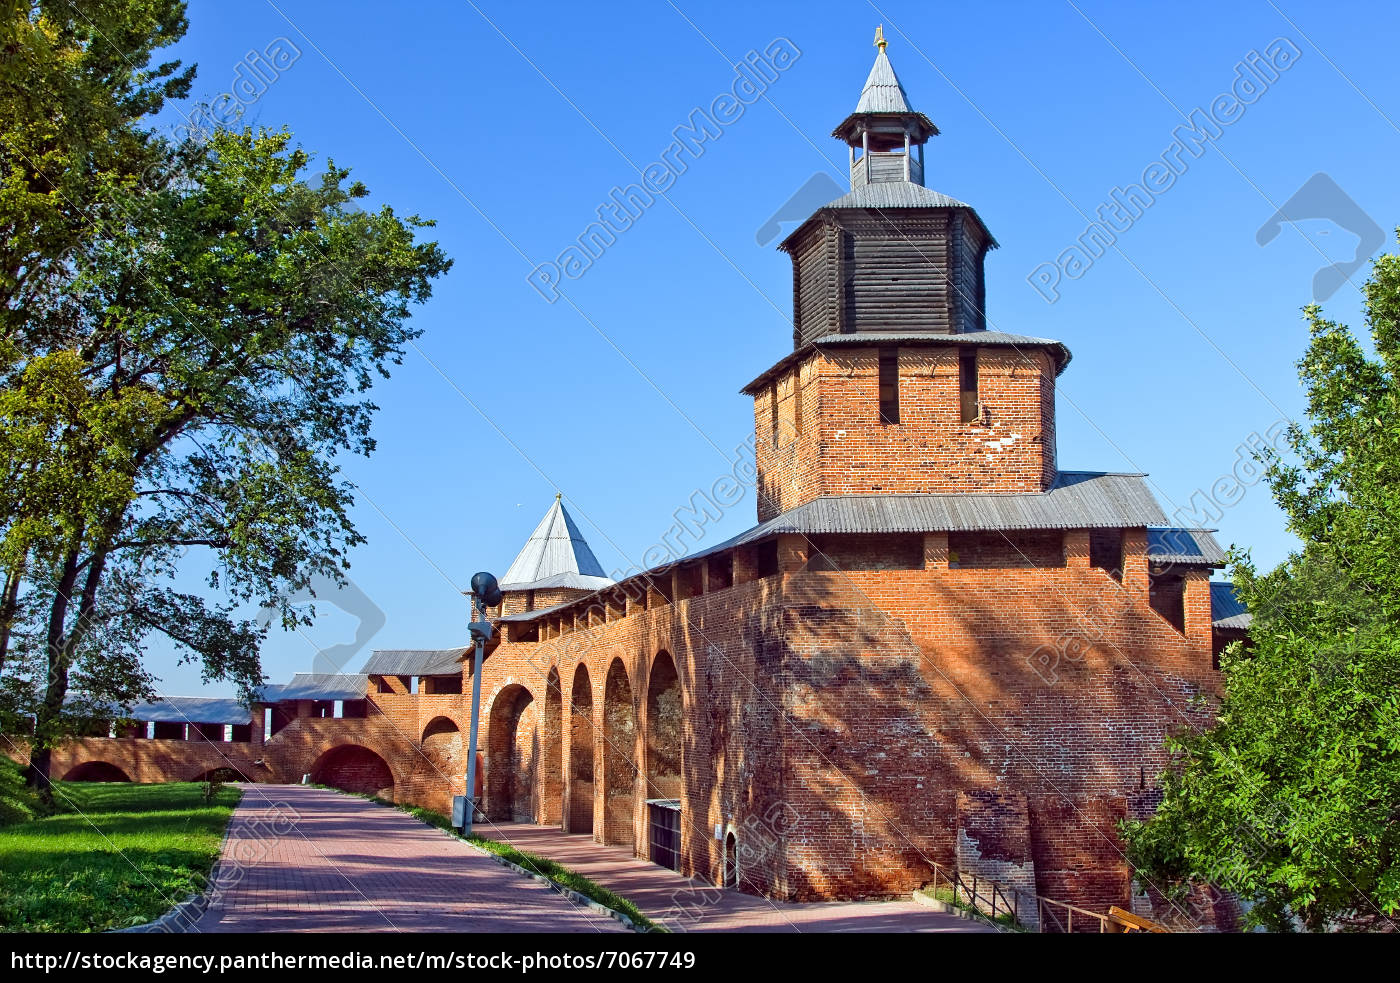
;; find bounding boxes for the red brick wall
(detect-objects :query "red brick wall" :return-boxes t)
[14,532,1220,918]
[756,345,1059,519]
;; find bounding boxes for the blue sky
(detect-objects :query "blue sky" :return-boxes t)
[143,1,1399,696]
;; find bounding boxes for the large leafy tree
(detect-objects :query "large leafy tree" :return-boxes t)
[1,0,194,338]
[1123,234,1400,932]
[1,3,451,793]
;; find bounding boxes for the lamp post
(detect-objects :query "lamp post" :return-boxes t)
[458,570,501,837]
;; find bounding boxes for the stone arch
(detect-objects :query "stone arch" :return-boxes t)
[62,761,131,782]
[602,657,637,847]
[487,683,538,822]
[567,663,594,835]
[539,668,564,826]
[645,650,683,803]
[421,715,463,774]
[310,744,394,798]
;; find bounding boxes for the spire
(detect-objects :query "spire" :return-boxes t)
[499,497,613,591]
[855,30,914,115]
[832,30,938,189]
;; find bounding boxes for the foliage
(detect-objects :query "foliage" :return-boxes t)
[0,2,450,782]
[0,754,38,827]
[1122,233,1400,932]
[0,0,194,340]
[0,777,240,932]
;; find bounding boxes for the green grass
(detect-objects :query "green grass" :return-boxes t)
[314,784,660,932]
[0,756,40,828]
[0,761,240,933]
[463,832,659,932]
[917,884,1025,930]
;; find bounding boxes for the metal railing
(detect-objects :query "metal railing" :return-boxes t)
[923,859,1114,933]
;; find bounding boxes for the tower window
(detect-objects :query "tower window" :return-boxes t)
[769,383,779,448]
[878,348,899,424]
[959,350,979,423]
[1089,530,1124,582]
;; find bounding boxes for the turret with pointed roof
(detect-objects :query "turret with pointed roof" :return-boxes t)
[832,25,938,174]
[775,28,1001,347]
[499,495,614,594]
[745,30,1068,519]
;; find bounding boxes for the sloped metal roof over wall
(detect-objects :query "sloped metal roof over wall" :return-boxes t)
[360,649,467,676]
[259,673,369,702]
[1147,527,1227,567]
[125,696,251,725]
[1211,581,1251,630]
[502,472,1178,623]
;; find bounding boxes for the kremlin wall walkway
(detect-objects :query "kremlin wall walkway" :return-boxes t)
[193,785,622,933]
[483,823,991,933]
[191,785,988,933]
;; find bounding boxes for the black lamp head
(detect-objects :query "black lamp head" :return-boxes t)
[470,570,502,608]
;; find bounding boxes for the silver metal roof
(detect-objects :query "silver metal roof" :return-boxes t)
[259,673,369,702]
[500,496,612,590]
[500,472,1171,623]
[855,46,915,114]
[126,696,251,725]
[1211,581,1251,630]
[743,473,1167,537]
[360,649,466,676]
[824,181,970,211]
[1147,527,1227,567]
[503,570,615,592]
[778,181,998,257]
[741,329,1073,395]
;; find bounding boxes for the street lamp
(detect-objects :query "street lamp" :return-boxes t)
[456,570,502,836]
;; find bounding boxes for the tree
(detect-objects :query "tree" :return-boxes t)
[1122,232,1400,932]
[1,0,194,339]
[1,24,451,789]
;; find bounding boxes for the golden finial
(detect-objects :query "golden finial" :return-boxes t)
[555,492,562,501]
[874,25,887,51]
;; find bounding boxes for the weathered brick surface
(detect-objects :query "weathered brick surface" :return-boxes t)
[21,539,1219,918]
[757,346,1058,520]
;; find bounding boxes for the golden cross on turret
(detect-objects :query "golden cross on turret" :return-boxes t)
[874,25,887,51]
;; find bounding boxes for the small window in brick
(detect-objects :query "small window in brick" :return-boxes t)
[756,541,779,578]
[707,553,733,591]
[769,383,779,448]
[878,348,899,424]
[1149,573,1186,633]
[959,350,979,423]
[793,372,803,441]
[1089,529,1124,582]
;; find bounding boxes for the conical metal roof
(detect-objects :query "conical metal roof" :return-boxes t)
[855,46,914,114]
[500,496,613,591]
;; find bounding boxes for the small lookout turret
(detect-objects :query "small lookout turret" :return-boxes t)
[832,26,939,188]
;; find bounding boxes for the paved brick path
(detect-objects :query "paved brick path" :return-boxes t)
[193,786,622,933]
[481,823,996,933]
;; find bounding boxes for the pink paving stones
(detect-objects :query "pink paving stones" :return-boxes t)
[479,823,998,934]
[192,786,623,933]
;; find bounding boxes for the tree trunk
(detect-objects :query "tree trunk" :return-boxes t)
[0,562,21,674]
[25,540,81,800]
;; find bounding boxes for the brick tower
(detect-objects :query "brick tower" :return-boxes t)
[747,29,1065,519]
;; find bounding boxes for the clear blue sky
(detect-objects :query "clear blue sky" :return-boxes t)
[144,0,1400,696]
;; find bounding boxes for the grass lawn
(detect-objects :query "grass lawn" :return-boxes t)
[0,759,241,932]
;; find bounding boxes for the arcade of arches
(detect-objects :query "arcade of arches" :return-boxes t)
[479,653,683,868]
